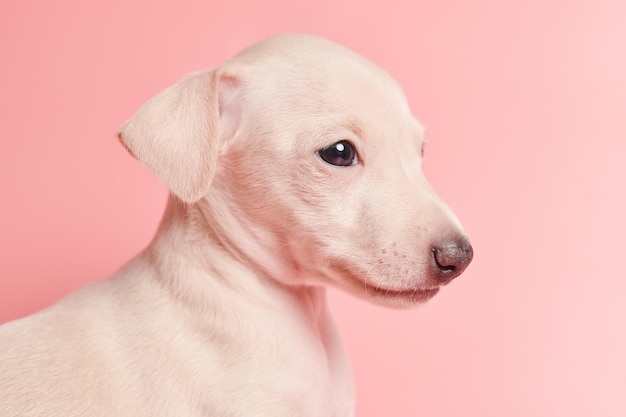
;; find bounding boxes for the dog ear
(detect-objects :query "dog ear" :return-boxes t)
[118,71,239,203]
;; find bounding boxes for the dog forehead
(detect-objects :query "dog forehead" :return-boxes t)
[227,34,370,70]
[222,35,420,151]
[224,34,407,102]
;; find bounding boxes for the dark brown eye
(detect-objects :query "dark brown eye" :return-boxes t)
[317,141,358,166]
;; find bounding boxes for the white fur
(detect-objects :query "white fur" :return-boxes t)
[0,34,471,416]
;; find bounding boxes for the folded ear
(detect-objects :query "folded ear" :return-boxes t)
[118,71,230,203]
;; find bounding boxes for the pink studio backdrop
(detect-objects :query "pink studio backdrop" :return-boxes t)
[1,0,625,415]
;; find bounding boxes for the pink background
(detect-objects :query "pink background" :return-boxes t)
[1,0,625,415]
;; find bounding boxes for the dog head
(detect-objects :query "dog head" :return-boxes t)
[119,34,472,308]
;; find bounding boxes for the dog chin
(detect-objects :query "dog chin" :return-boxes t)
[362,285,440,308]
[326,259,440,308]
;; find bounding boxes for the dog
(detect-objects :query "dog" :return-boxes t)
[0,34,472,416]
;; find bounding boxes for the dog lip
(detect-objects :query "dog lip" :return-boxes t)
[365,284,440,303]
[328,259,441,304]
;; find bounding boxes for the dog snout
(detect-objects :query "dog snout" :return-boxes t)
[430,239,473,283]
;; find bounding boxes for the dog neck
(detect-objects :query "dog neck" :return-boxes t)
[143,195,330,337]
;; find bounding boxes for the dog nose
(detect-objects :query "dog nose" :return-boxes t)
[431,239,473,282]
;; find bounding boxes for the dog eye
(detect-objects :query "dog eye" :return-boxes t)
[317,141,358,166]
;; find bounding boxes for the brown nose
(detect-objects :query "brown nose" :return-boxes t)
[431,239,473,282]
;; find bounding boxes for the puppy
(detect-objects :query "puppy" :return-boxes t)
[0,34,472,416]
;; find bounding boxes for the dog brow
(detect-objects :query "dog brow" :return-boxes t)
[345,121,363,138]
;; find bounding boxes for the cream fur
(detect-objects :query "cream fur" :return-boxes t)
[0,34,472,416]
